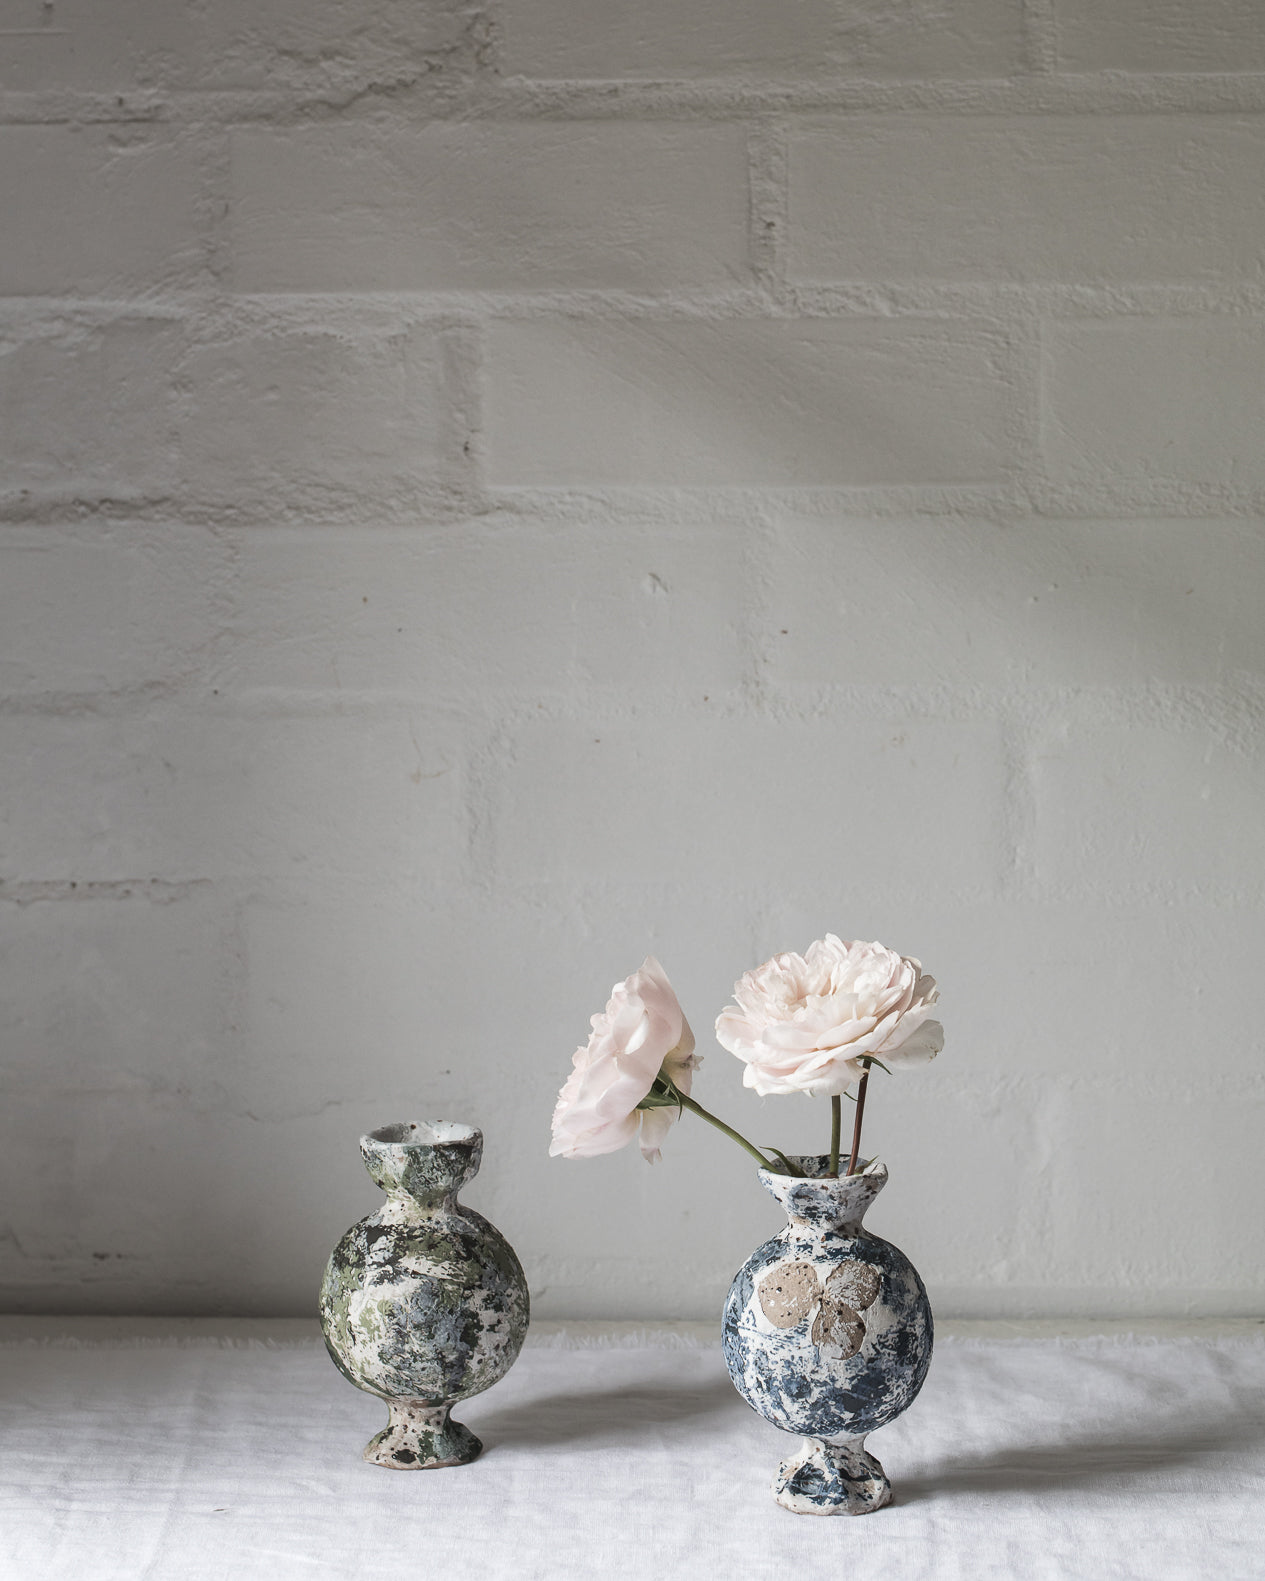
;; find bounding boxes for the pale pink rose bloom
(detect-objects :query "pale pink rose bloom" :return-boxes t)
[550,957,697,1163]
[715,935,942,1099]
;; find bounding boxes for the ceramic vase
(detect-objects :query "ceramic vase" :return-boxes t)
[722,1154,932,1515]
[319,1120,529,1469]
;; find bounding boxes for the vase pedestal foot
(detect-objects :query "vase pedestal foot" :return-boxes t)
[364,1401,482,1470]
[773,1435,892,1516]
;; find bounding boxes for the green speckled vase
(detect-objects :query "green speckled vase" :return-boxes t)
[319,1120,530,1470]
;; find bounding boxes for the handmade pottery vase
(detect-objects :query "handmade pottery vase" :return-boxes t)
[319,1120,529,1469]
[722,1155,932,1515]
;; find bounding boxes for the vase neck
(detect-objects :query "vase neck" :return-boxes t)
[360,1121,482,1209]
[758,1156,888,1236]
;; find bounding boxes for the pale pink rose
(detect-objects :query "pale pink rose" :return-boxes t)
[550,957,697,1164]
[715,936,942,1099]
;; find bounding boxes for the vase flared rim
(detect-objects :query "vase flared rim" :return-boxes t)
[364,1119,480,1151]
[757,1153,886,1183]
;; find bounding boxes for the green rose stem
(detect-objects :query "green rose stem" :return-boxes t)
[846,1067,872,1177]
[660,1080,805,1177]
[828,1094,843,1177]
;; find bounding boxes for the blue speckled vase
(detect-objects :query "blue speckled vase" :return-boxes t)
[723,1155,932,1515]
[319,1120,529,1470]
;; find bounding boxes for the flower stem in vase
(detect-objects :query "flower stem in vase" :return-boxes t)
[829,1094,842,1177]
[670,1087,804,1176]
[846,1069,871,1176]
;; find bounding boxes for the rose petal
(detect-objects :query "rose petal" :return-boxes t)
[882,1019,944,1065]
[638,1105,676,1163]
[551,957,694,1162]
[718,937,943,1097]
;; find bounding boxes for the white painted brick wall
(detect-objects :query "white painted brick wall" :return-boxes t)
[1045,317,1265,489]
[0,127,204,295]
[489,713,1011,898]
[2,0,1263,1323]
[1055,0,1265,73]
[1031,717,1265,901]
[177,321,447,509]
[485,319,1018,484]
[0,318,179,495]
[0,0,192,92]
[0,0,474,92]
[788,116,1265,284]
[759,517,1265,687]
[214,520,753,696]
[0,524,230,695]
[0,712,467,882]
[498,0,1025,80]
[230,124,753,291]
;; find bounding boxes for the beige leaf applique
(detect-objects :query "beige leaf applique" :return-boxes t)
[827,1261,881,1314]
[756,1261,819,1328]
[810,1301,867,1360]
[758,1258,882,1361]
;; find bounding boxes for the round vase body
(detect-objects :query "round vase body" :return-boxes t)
[723,1155,931,1515]
[319,1120,529,1469]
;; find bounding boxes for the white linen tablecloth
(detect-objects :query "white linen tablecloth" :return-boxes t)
[1,1319,1263,1581]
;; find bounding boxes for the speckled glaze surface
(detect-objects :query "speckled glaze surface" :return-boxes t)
[723,1155,932,1515]
[319,1120,529,1469]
